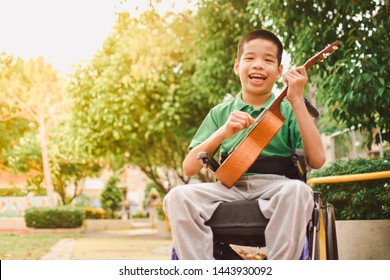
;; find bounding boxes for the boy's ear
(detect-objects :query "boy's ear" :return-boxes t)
[277,64,283,79]
[234,59,239,75]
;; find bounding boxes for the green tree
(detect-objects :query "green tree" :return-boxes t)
[3,124,103,205]
[100,175,123,218]
[67,9,198,193]
[192,0,255,105]
[49,117,104,205]
[0,54,61,205]
[247,0,390,146]
[1,53,102,205]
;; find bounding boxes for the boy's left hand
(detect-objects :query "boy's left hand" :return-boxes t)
[284,65,308,104]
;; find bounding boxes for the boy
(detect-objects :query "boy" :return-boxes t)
[163,29,325,259]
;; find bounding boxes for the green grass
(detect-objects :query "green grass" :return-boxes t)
[0,233,81,260]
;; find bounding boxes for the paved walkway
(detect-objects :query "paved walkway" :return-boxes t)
[40,228,173,260]
[41,238,76,260]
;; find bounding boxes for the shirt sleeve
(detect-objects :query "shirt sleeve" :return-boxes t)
[188,108,220,151]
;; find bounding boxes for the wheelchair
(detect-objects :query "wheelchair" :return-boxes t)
[171,149,339,260]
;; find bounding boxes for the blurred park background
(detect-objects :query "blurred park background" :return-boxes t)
[0,0,389,259]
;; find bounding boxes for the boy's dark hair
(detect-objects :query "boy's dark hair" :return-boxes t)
[237,29,283,65]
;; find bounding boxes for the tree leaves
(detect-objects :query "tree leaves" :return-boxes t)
[248,0,390,144]
[66,9,199,192]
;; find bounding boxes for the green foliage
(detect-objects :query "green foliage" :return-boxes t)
[0,53,98,206]
[51,161,103,205]
[248,0,390,145]
[74,193,92,208]
[24,206,84,228]
[309,157,390,220]
[0,118,34,160]
[0,186,46,197]
[65,1,257,193]
[192,0,254,105]
[84,207,106,219]
[131,210,149,219]
[0,187,24,196]
[100,176,123,218]
[0,53,62,149]
[2,131,43,174]
[67,10,197,193]
[2,127,102,205]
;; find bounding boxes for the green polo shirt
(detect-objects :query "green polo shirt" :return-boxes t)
[189,92,302,158]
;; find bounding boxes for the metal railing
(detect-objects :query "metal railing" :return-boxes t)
[307,170,390,185]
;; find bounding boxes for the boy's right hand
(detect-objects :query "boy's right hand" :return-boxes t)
[219,110,255,139]
[183,110,255,177]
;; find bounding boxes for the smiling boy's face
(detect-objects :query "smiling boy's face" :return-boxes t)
[234,38,283,101]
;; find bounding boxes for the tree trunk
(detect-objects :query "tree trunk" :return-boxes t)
[38,116,56,206]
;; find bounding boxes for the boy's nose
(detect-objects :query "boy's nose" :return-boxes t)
[252,59,264,69]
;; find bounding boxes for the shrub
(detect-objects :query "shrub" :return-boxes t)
[132,210,149,219]
[24,206,84,228]
[309,157,390,220]
[100,176,123,218]
[85,207,106,219]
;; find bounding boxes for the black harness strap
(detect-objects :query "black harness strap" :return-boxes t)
[220,152,306,181]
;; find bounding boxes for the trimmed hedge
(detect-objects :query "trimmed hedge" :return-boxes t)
[24,206,85,228]
[309,157,390,220]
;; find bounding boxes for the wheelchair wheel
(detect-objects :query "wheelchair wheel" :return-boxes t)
[325,203,339,260]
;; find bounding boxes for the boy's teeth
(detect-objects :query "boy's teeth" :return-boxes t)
[249,74,265,80]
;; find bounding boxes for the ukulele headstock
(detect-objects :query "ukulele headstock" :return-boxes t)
[319,41,340,61]
[304,40,340,69]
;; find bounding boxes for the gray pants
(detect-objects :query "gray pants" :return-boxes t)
[163,174,314,260]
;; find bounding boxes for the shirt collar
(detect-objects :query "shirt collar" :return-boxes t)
[234,92,276,111]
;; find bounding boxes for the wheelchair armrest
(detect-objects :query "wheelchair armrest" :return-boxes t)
[197,152,220,172]
[291,149,308,182]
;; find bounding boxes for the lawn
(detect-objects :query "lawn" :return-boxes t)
[0,233,81,260]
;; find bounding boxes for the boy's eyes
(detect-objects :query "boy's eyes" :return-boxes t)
[242,57,276,63]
